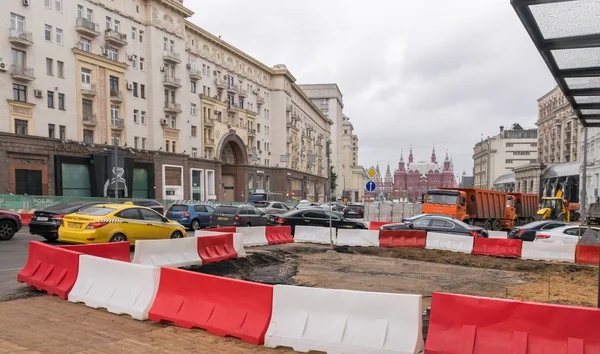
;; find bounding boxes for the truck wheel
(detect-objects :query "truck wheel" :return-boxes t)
[492,220,501,231]
[484,219,493,230]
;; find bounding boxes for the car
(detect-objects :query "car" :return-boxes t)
[58,203,186,245]
[379,214,489,238]
[209,204,269,227]
[293,202,320,210]
[401,214,434,223]
[534,225,600,244]
[267,208,368,234]
[122,199,165,215]
[507,220,569,242]
[165,203,215,230]
[254,201,291,215]
[319,202,346,213]
[29,201,102,241]
[0,209,22,241]
[343,204,365,219]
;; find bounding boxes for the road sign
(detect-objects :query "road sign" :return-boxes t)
[366,167,378,179]
[366,181,376,192]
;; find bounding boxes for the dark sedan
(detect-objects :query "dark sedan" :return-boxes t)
[507,220,569,242]
[343,204,364,219]
[30,201,100,241]
[380,214,489,238]
[209,204,269,227]
[267,208,368,234]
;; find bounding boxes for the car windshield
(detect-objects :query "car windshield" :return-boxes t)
[214,206,239,214]
[540,199,561,210]
[76,207,115,216]
[248,195,267,202]
[169,205,188,212]
[43,201,95,212]
[426,194,458,205]
[346,205,362,210]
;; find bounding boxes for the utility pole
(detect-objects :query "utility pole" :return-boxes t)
[326,139,333,250]
[113,136,119,199]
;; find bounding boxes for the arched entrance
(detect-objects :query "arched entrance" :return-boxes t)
[217,133,248,202]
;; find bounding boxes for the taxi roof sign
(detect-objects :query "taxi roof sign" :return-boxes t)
[366,166,378,179]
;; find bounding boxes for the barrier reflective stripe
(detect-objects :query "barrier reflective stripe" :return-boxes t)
[425,232,474,253]
[576,245,600,265]
[521,242,576,263]
[379,230,426,248]
[238,226,269,247]
[336,229,380,247]
[425,292,600,354]
[19,213,33,226]
[196,233,237,264]
[265,285,424,354]
[472,238,522,258]
[369,221,399,230]
[61,242,131,262]
[148,268,273,345]
[195,230,247,258]
[68,255,160,320]
[294,226,335,245]
[17,241,81,300]
[132,238,202,268]
[266,226,294,245]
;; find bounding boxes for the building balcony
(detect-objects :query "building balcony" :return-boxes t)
[257,95,265,106]
[227,103,239,113]
[163,50,181,64]
[10,65,34,81]
[104,29,127,46]
[215,78,226,90]
[204,117,214,126]
[75,17,100,37]
[110,90,123,103]
[189,68,202,81]
[205,138,215,147]
[82,113,97,126]
[247,128,256,136]
[226,84,238,95]
[81,83,96,97]
[111,118,124,131]
[164,102,182,114]
[9,28,33,46]
[285,102,292,111]
[163,75,181,89]
[238,87,248,98]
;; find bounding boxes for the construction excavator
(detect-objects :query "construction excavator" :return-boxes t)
[536,190,580,222]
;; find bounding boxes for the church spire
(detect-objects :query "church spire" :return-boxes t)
[408,144,414,164]
[385,163,391,177]
[400,150,404,162]
[445,148,449,162]
[431,144,437,163]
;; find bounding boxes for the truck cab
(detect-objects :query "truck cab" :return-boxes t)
[422,189,468,221]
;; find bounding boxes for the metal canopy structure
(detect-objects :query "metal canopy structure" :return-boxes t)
[512,0,600,127]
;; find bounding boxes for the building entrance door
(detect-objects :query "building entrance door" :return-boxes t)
[222,174,235,202]
[15,169,42,195]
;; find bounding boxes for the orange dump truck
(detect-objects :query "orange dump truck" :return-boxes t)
[422,188,538,230]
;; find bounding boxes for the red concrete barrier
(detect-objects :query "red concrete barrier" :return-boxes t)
[148,268,273,345]
[379,230,426,248]
[17,241,81,299]
[576,245,600,265]
[472,238,522,258]
[207,226,237,233]
[197,233,237,264]
[369,221,399,230]
[61,242,130,262]
[266,226,294,245]
[425,292,600,354]
[20,213,33,226]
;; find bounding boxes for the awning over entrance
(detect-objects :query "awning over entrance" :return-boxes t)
[512,0,600,127]
[542,161,580,179]
[494,172,516,185]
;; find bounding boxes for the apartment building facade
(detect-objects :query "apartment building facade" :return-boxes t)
[0,0,331,202]
[340,115,366,201]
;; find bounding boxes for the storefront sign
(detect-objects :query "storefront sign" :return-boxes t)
[128,151,154,160]
[54,143,90,154]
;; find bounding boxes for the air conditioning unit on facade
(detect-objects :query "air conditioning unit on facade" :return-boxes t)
[160,118,168,126]
[160,66,165,72]
[0,62,6,72]
[186,63,191,69]
[102,49,108,56]
[34,89,43,98]
[22,0,30,6]
[126,83,133,90]
[128,54,135,61]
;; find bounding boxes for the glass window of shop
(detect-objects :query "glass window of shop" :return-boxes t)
[191,169,204,201]
[61,163,91,196]
[132,168,149,198]
[248,175,254,191]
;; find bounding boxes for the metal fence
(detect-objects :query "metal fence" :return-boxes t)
[363,202,423,222]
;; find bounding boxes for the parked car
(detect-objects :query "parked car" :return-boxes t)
[379,214,489,238]
[0,209,22,241]
[534,225,600,244]
[30,201,102,241]
[122,199,165,215]
[319,202,346,213]
[293,202,320,210]
[58,203,186,245]
[507,220,569,242]
[209,204,269,227]
[248,193,284,205]
[267,208,368,234]
[401,214,434,223]
[165,203,215,230]
[343,204,365,219]
[254,201,290,215]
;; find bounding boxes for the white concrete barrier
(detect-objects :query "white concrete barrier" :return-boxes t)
[521,242,576,263]
[68,255,160,320]
[131,238,202,268]
[237,226,269,247]
[194,230,247,258]
[294,226,335,245]
[265,285,424,354]
[425,232,474,253]
[336,229,380,247]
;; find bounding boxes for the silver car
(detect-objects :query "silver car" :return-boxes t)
[254,201,291,215]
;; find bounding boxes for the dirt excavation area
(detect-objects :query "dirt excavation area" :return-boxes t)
[0,243,597,353]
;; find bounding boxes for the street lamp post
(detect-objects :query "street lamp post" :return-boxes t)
[113,136,119,199]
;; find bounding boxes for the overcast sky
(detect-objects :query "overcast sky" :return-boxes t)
[188,0,556,179]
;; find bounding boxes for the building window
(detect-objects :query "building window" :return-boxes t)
[80,37,91,52]
[322,109,329,117]
[257,123,261,133]
[10,13,25,32]
[77,5,83,18]
[140,57,145,71]
[14,119,28,135]
[110,105,120,123]
[191,125,197,137]
[56,28,63,45]
[169,116,176,129]
[139,30,143,42]
[86,8,93,21]
[141,111,146,124]
[133,82,138,97]
[46,58,53,76]
[81,68,91,84]
[207,66,211,77]
[172,141,176,153]
[165,140,170,152]
[45,24,52,41]
[505,159,513,164]
[134,136,139,149]
[131,55,137,69]
[82,99,92,118]
[142,137,146,149]
[83,129,93,144]
[107,47,118,61]
[48,124,55,138]
[191,103,197,116]
[320,98,328,105]
[131,27,136,41]
[506,143,513,147]
[140,84,145,99]
[133,109,139,123]
[47,91,55,108]
[45,0,51,8]
[114,20,120,33]
[109,76,119,93]
[55,0,62,12]
[58,93,65,110]
[191,147,197,158]
[57,61,64,78]
[105,16,111,30]
[59,125,66,140]
[191,81,196,93]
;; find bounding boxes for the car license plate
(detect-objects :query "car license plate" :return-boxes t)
[67,223,81,229]
[349,211,356,214]
[217,217,229,221]
[36,217,48,221]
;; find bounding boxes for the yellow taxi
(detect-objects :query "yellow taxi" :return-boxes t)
[58,203,186,245]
